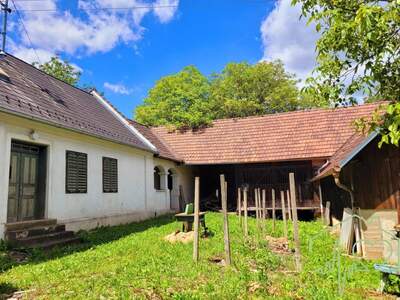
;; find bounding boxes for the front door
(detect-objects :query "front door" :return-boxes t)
[7,142,43,222]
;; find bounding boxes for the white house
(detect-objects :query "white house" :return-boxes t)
[0,54,193,243]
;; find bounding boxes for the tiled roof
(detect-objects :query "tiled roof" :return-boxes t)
[129,120,182,162]
[152,103,384,165]
[0,54,153,152]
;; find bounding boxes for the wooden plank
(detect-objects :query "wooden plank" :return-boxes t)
[244,187,248,237]
[220,175,231,266]
[289,173,302,271]
[193,177,200,262]
[272,188,276,232]
[281,190,288,239]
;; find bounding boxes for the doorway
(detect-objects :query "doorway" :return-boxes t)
[7,140,47,223]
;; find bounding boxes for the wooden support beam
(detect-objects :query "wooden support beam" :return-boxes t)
[193,177,200,262]
[289,172,302,272]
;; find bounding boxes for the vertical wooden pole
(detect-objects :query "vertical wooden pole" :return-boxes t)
[287,189,292,221]
[238,187,242,226]
[281,190,288,239]
[318,183,324,223]
[220,175,231,266]
[262,189,266,220]
[255,189,259,227]
[272,188,276,233]
[244,188,248,237]
[193,177,200,262]
[289,173,302,272]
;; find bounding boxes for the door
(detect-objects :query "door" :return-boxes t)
[7,142,41,222]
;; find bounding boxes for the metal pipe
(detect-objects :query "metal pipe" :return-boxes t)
[1,0,9,53]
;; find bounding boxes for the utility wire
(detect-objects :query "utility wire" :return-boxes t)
[11,0,42,63]
[14,4,179,12]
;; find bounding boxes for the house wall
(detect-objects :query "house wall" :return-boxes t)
[0,112,193,238]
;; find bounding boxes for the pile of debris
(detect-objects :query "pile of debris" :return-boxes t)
[265,236,291,255]
[164,230,194,244]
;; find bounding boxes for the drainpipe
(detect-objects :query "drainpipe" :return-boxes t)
[332,167,355,209]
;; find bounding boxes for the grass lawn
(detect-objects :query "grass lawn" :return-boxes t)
[0,213,386,299]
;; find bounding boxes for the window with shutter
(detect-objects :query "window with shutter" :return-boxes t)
[66,151,87,193]
[103,157,118,193]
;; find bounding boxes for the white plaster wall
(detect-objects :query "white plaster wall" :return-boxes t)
[0,113,187,236]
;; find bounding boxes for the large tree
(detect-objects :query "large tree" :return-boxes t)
[135,66,214,129]
[135,61,327,128]
[294,0,400,145]
[34,57,81,86]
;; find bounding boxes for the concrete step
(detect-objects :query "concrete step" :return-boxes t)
[31,236,81,250]
[11,231,75,248]
[5,219,57,231]
[5,224,66,241]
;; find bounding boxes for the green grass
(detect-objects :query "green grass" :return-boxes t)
[0,213,383,299]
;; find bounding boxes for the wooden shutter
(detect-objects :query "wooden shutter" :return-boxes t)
[103,157,118,193]
[66,151,87,193]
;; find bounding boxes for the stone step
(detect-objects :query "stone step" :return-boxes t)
[31,236,81,250]
[5,219,57,231]
[11,231,75,248]
[5,224,66,241]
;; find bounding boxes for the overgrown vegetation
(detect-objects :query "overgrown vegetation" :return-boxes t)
[0,213,385,299]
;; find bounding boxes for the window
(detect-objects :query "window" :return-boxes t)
[154,167,161,190]
[103,157,118,193]
[66,151,87,193]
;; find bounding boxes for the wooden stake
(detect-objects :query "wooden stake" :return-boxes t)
[286,189,292,221]
[238,187,242,226]
[255,189,259,227]
[262,189,266,220]
[289,173,302,272]
[220,175,231,266]
[318,183,324,223]
[272,188,276,233]
[193,177,200,262]
[281,190,288,239]
[244,187,248,237]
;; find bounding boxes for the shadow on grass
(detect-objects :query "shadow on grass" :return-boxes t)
[0,214,176,273]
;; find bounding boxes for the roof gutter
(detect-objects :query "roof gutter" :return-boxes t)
[0,106,154,153]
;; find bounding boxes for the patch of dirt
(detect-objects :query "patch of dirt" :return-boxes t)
[164,230,194,244]
[208,255,226,266]
[265,236,291,255]
[248,281,261,293]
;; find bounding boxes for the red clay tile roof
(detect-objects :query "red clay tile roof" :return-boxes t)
[152,103,384,165]
[0,54,153,152]
[129,120,182,162]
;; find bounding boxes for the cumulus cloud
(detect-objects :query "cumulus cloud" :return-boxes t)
[153,0,179,23]
[260,0,319,82]
[104,82,132,95]
[10,0,179,63]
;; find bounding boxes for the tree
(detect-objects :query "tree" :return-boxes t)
[34,57,81,86]
[135,66,214,129]
[210,61,326,118]
[293,0,400,145]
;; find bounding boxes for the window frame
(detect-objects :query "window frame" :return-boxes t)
[103,156,118,193]
[65,150,88,194]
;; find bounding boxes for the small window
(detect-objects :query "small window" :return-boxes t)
[66,151,87,193]
[103,157,118,193]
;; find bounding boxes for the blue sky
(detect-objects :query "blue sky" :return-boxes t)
[9,0,318,118]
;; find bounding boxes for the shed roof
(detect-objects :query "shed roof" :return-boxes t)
[152,103,384,165]
[0,54,154,152]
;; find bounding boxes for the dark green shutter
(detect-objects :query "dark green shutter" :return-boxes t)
[103,157,118,193]
[66,151,87,193]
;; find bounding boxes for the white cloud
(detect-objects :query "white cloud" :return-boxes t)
[260,0,319,81]
[104,82,132,95]
[10,0,179,62]
[153,0,179,23]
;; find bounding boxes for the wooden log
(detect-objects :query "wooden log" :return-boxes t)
[193,177,200,262]
[244,187,248,237]
[272,188,276,233]
[287,189,292,221]
[289,173,302,272]
[220,175,231,266]
[238,187,242,226]
[281,190,288,239]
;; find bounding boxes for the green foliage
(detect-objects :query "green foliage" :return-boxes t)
[135,61,327,129]
[135,66,214,129]
[0,214,382,299]
[385,274,400,295]
[33,57,81,86]
[293,0,400,145]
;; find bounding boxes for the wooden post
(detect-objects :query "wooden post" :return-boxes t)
[287,189,292,221]
[272,188,276,233]
[289,173,302,272]
[220,175,231,266]
[193,177,200,262]
[255,189,259,226]
[318,183,324,223]
[281,190,288,239]
[237,187,242,226]
[262,189,266,220]
[244,187,248,237]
